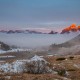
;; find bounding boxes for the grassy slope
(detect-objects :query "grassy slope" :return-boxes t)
[0,53,80,80]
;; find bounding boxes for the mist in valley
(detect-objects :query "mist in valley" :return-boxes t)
[0,32,80,49]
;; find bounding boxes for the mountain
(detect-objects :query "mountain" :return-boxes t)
[48,31,58,34]
[50,34,80,48]
[0,29,58,34]
[0,30,7,33]
[0,41,11,50]
[0,24,80,34]
[61,24,80,34]
[56,34,80,47]
[7,30,15,34]
[25,30,43,34]
[7,30,24,34]
[49,34,80,55]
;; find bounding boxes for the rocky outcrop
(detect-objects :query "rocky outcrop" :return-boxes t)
[7,30,15,34]
[49,31,58,34]
[0,41,11,50]
[26,55,52,74]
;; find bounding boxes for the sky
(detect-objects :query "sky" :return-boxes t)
[0,0,80,30]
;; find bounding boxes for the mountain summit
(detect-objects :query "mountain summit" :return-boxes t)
[61,24,80,34]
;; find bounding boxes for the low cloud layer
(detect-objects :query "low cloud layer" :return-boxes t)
[0,32,79,49]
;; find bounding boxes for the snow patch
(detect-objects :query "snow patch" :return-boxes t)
[5,76,11,79]
[0,48,32,54]
[0,55,15,58]
[73,64,80,69]
[0,60,26,73]
[47,55,53,57]
[30,55,45,61]
[0,55,50,74]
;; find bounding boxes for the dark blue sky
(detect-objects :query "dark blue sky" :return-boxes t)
[0,0,80,29]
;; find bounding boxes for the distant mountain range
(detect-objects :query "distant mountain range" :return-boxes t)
[0,29,58,34]
[0,24,80,34]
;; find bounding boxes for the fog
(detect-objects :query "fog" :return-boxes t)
[0,32,79,49]
[57,45,80,55]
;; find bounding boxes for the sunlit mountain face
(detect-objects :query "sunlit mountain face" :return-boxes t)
[61,24,80,34]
